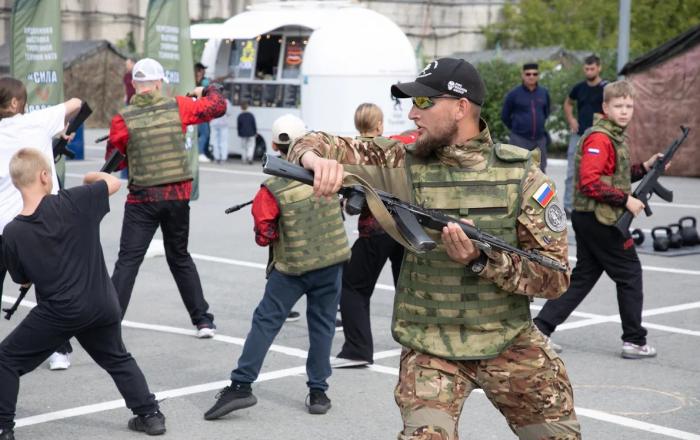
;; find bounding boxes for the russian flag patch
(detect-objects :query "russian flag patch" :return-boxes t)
[533,182,555,207]
[587,147,600,155]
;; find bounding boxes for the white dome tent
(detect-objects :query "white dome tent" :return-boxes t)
[191,1,417,158]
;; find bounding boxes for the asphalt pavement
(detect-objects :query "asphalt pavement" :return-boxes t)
[1,131,699,439]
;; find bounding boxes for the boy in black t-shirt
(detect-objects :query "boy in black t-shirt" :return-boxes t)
[0,148,165,439]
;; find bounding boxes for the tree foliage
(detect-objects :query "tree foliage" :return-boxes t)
[484,0,700,55]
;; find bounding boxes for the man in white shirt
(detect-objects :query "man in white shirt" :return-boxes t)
[0,76,81,371]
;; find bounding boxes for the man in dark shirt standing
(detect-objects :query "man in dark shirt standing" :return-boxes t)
[0,148,165,439]
[123,57,136,105]
[237,102,257,164]
[106,58,226,338]
[501,63,551,171]
[563,55,607,215]
[195,62,212,163]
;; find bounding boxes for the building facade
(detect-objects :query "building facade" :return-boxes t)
[0,0,507,60]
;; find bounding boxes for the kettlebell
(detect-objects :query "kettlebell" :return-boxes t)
[630,228,645,246]
[668,224,684,248]
[679,216,700,246]
[651,226,671,252]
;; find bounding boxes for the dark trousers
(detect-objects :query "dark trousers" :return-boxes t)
[1,235,73,356]
[0,305,158,431]
[0,235,5,308]
[232,264,343,391]
[337,233,404,362]
[197,123,211,157]
[509,132,548,172]
[534,211,647,345]
[111,201,213,326]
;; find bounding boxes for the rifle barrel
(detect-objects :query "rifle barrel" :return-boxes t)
[225,200,253,214]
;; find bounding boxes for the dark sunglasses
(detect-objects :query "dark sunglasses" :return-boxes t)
[411,95,462,110]
[524,72,539,77]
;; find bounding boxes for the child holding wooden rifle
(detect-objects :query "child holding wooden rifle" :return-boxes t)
[534,80,667,359]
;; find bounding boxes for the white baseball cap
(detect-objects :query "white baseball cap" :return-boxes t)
[272,114,306,144]
[132,58,169,83]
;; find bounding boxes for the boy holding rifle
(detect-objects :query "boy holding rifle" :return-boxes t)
[535,80,666,359]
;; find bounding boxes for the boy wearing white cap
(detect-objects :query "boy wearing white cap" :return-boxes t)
[105,58,226,337]
[204,115,350,419]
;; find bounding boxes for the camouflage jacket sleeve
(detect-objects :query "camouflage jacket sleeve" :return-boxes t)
[480,164,571,299]
[288,132,406,168]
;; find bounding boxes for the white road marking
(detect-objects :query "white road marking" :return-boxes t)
[4,296,698,438]
[648,202,700,210]
[573,407,700,440]
[199,166,266,177]
[15,366,306,428]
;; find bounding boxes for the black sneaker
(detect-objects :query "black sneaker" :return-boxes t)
[128,411,166,436]
[0,429,15,440]
[306,390,331,415]
[286,311,301,322]
[204,382,257,420]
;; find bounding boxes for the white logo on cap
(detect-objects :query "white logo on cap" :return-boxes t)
[447,81,467,95]
[417,60,438,78]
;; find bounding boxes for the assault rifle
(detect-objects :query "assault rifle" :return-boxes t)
[615,126,690,236]
[2,149,125,320]
[262,154,567,272]
[52,101,93,160]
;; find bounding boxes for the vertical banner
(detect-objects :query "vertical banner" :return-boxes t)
[144,0,200,200]
[10,0,66,184]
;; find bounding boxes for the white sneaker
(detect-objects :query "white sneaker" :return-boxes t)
[48,352,71,370]
[286,311,301,322]
[621,342,657,359]
[330,357,369,368]
[198,154,211,163]
[196,324,216,339]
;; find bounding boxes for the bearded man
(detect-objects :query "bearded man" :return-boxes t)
[286,58,581,440]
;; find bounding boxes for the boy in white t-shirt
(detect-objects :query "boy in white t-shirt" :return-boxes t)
[0,77,81,370]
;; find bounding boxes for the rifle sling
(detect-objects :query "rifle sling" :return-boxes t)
[342,172,425,253]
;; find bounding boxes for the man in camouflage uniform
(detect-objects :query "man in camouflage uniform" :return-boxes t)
[288,58,581,439]
[204,114,351,420]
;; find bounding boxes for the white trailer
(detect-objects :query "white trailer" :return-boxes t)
[191,1,417,159]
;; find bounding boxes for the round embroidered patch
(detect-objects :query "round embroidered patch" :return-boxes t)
[545,202,567,233]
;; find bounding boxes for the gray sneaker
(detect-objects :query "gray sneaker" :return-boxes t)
[621,342,657,359]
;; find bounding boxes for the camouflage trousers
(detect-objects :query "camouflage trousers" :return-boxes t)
[394,324,581,440]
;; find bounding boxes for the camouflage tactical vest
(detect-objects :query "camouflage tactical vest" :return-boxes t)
[264,177,351,276]
[572,116,630,225]
[121,92,192,187]
[392,144,533,360]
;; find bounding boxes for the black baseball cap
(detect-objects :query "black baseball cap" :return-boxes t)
[391,58,486,106]
[194,62,207,70]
